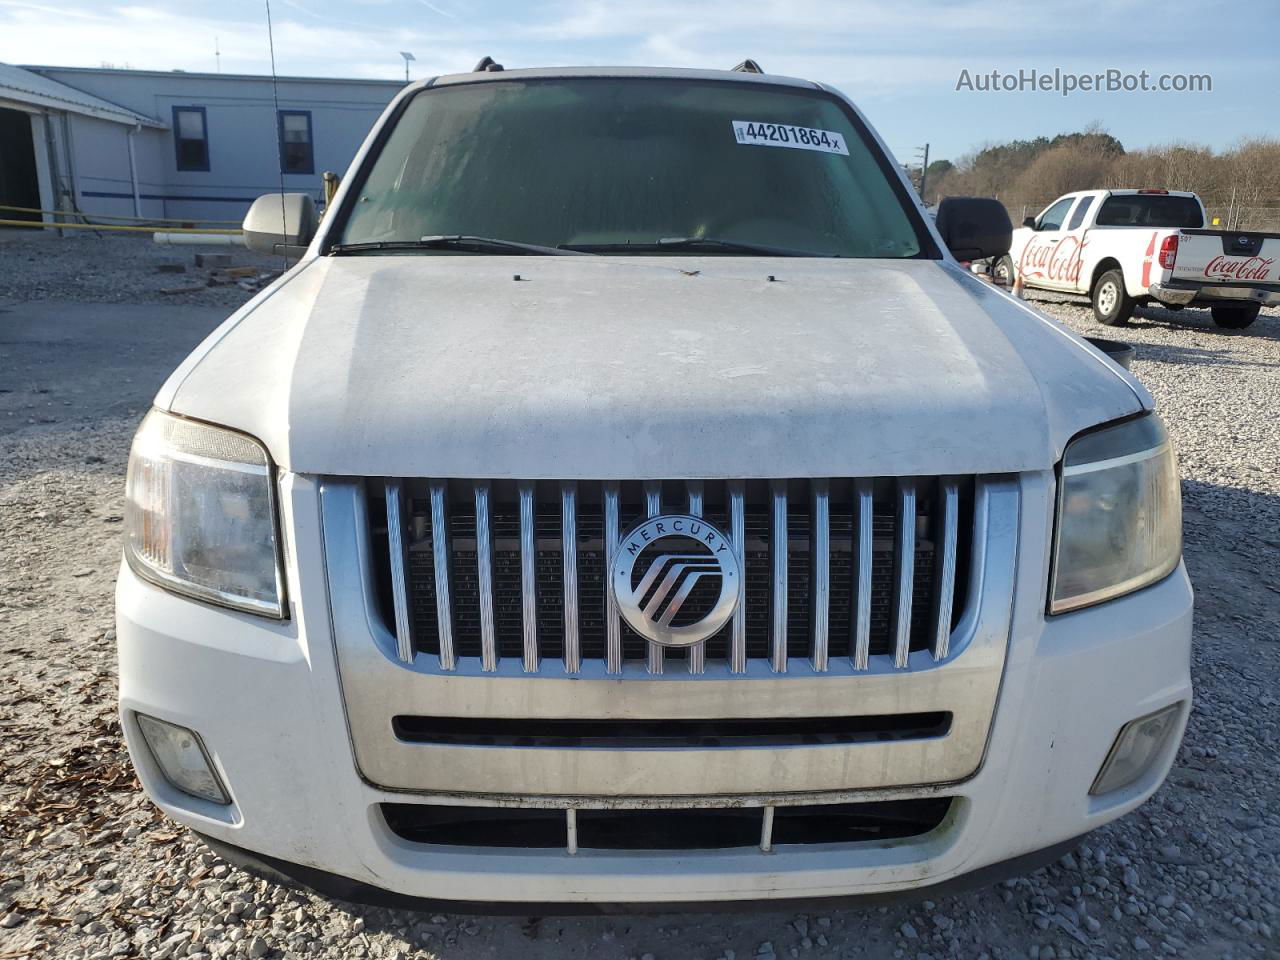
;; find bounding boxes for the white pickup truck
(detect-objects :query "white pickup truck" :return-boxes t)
[997,189,1280,328]
[116,63,1192,910]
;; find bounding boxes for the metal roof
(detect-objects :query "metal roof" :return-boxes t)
[23,63,404,87]
[0,62,165,127]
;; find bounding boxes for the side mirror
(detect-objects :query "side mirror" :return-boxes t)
[936,196,1013,262]
[1022,216,1037,229]
[243,193,317,256]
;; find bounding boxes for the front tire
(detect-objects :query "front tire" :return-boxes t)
[1092,269,1135,326]
[1210,304,1260,329]
[991,254,1015,287]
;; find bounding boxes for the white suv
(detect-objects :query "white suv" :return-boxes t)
[116,63,1192,909]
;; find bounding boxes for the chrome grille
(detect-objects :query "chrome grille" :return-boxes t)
[369,478,975,675]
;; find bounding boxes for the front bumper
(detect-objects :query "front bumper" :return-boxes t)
[1149,279,1280,307]
[116,474,1194,907]
[195,829,1086,914]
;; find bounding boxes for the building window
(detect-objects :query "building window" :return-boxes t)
[172,106,209,172]
[278,110,314,175]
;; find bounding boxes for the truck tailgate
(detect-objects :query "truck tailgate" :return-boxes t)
[1171,230,1280,284]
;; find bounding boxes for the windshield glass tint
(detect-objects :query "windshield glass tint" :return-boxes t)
[1095,195,1203,228]
[337,78,924,258]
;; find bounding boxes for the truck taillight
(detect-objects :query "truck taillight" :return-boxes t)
[1158,235,1179,269]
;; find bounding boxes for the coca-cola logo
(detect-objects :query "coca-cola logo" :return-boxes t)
[1019,235,1088,285]
[1204,255,1275,281]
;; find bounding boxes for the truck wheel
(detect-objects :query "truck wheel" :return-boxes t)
[992,255,1015,287]
[1091,270,1135,326]
[1210,304,1260,329]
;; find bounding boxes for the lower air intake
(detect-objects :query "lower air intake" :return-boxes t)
[381,797,954,851]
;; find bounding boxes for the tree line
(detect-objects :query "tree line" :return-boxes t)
[919,130,1280,231]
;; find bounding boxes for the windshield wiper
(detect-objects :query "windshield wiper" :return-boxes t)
[559,236,835,257]
[330,235,582,256]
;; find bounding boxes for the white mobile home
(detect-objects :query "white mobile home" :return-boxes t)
[0,63,402,224]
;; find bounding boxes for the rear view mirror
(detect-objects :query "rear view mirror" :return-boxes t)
[243,193,317,256]
[936,197,1013,262]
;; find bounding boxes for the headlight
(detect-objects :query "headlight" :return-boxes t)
[1050,414,1181,614]
[125,410,285,617]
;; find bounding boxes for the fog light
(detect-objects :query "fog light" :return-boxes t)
[1090,703,1182,796]
[136,714,230,804]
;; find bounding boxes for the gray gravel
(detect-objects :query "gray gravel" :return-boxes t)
[1,243,1278,959]
[0,232,285,308]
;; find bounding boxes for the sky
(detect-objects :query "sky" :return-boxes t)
[2,0,1275,165]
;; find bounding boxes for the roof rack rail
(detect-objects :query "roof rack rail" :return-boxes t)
[732,59,764,74]
[473,56,504,72]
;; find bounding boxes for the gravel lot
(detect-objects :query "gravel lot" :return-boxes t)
[1,236,1278,960]
[0,230,285,309]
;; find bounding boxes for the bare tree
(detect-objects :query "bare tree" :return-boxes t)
[928,130,1279,231]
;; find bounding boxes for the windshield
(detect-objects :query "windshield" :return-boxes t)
[334,77,927,258]
[1095,194,1204,228]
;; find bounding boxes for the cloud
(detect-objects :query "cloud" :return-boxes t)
[1,0,1262,90]
[0,0,479,78]
[0,0,1263,158]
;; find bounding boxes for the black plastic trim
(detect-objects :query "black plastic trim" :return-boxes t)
[391,712,951,748]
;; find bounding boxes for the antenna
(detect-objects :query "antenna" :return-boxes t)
[264,0,289,270]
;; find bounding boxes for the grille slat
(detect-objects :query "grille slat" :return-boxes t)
[686,481,707,675]
[934,481,960,661]
[384,479,415,663]
[893,481,916,669]
[644,481,664,676]
[852,480,874,669]
[561,482,580,674]
[474,482,498,672]
[603,482,623,674]
[810,480,830,672]
[728,481,747,673]
[429,482,455,670]
[518,482,538,672]
[379,477,975,676]
[770,481,789,673]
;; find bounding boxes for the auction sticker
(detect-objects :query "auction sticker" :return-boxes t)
[732,120,849,155]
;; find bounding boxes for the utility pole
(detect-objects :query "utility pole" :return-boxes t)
[915,143,930,199]
[400,51,416,83]
[215,37,221,73]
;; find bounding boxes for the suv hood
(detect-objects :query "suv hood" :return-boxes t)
[160,256,1146,478]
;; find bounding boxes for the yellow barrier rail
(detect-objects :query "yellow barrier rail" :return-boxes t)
[0,218,241,235]
[0,203,242,225]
